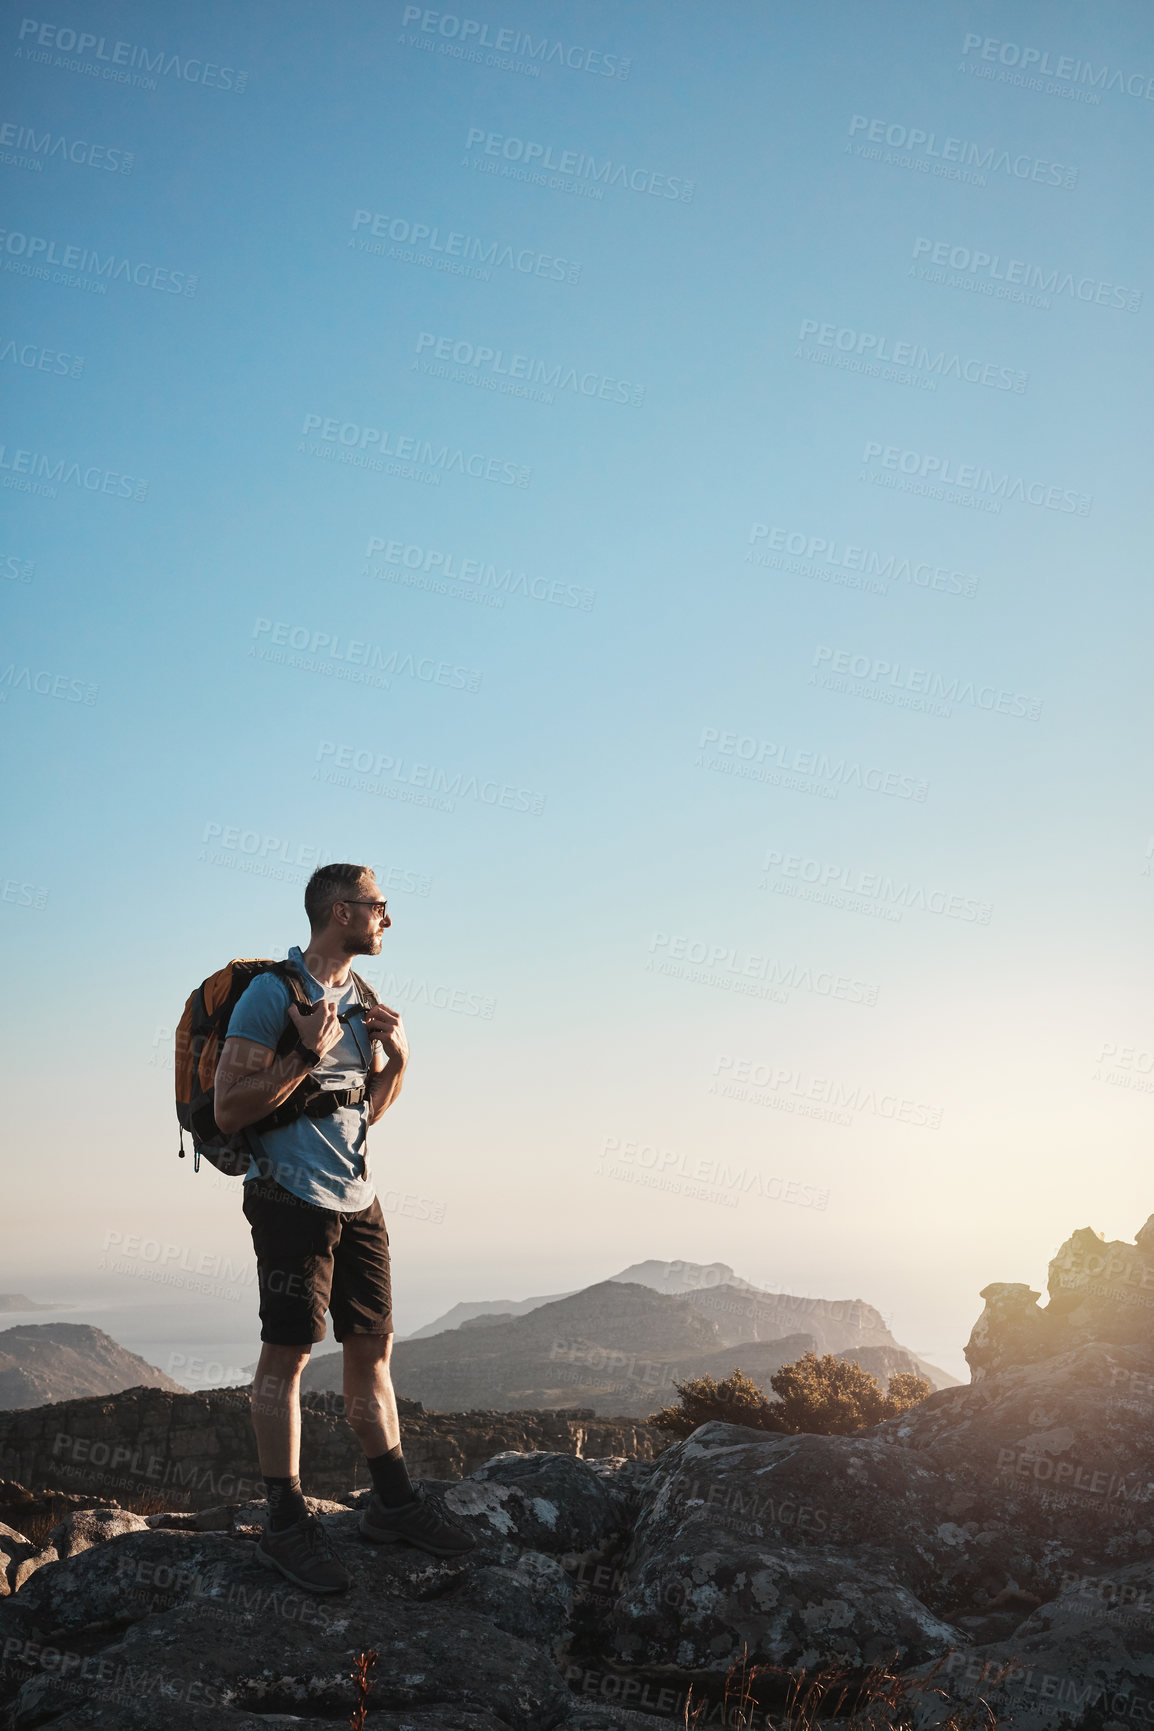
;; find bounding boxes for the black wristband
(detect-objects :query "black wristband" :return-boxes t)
[290,1030,321,1068]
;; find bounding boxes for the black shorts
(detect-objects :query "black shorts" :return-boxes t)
[242,1176,392,1345]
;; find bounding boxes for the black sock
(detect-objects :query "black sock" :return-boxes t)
[264,1475,308,1531]
[367,1444,414,1507]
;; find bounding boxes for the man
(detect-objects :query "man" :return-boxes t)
[214,861,474,1592]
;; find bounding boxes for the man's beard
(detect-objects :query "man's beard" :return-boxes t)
[343,931,383,957]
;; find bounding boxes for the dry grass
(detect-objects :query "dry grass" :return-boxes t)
[683,1654,1003,1729]
[4,1489,177,1552]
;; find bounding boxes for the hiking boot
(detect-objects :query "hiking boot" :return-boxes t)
[358,1484,476,1556]
[256,1512,351,1592]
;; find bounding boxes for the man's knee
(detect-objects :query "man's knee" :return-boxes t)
[342,1332,394,1365]
[253,1345,312,1404]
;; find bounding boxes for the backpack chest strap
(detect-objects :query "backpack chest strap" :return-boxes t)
[300,1085,367,1119]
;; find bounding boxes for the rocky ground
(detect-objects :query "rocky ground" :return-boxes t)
[0,1221,1151,1729]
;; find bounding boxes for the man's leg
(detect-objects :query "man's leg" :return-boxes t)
[332,1208,474,1555]
[329,1196,412,1505]
[251,1342,312,1531]
[342,1332,400,1457]
[342,1334,417,1507]
[251,1342,312,1473]
[242,1179,350,1591]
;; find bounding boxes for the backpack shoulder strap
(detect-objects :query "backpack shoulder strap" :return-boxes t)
[350,970,379,1007]
[266,959,316,1059]
[269,957,313,1009]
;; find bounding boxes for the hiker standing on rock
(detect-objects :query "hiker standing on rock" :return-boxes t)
[211,862,474,1591]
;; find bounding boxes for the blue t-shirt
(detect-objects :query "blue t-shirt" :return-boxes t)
[227,946,376,1212]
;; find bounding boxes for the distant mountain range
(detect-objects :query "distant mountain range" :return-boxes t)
[0,1262,955,1417]
[0,1325,185,1410]
[0,1295,72,1313]
[403,1260,755,1338]
[302,1261,956,1415]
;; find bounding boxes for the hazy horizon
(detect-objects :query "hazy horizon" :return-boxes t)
[0,1228,1087,1388]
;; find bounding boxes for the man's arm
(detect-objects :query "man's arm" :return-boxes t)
[213,1037,310,1133]
[214,1001,342,1133]
[364,1003,408,1126]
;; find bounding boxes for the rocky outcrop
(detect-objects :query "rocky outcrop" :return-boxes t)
[1,1229,1151,1728]
[0,1453,639,1730]
[3,1339,1153,1730]
[965,1217,1154,1380]
[0,1386,662,1514]
[0,1326,183,1411]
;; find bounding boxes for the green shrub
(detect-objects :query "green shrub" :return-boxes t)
[648,1351,930,1439]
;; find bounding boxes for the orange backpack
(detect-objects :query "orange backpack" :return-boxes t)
[175,959,376,1176]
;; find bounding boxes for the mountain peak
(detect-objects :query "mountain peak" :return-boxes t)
[608,1259,759,1295]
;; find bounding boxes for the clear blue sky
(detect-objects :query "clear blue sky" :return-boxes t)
[3,0,1151,1380]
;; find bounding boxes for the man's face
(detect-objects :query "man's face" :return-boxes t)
[336,876,391,956]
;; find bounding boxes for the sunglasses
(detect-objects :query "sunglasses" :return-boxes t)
[340,899,388,916]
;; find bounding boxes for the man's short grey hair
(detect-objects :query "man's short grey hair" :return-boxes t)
[304,863,373,929]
